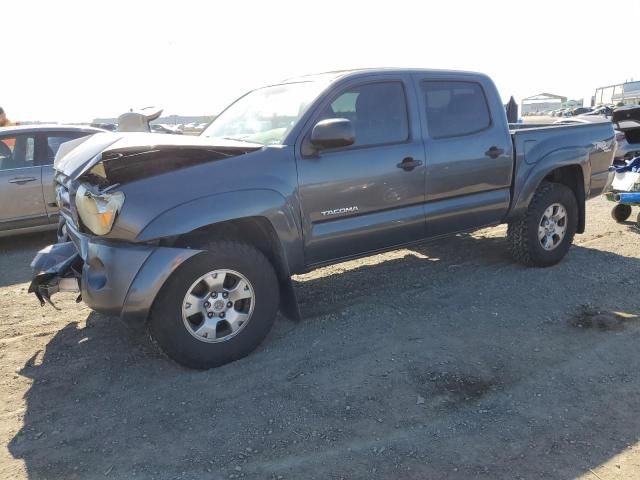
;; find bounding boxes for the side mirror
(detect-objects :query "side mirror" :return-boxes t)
[310,118,355,150]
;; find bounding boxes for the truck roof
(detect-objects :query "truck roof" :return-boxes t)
[0,124,104,134]
[283,67,486,83]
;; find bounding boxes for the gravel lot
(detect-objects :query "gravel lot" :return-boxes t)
[1,196,639,480]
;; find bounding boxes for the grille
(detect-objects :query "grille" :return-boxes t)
[54,172,80,229]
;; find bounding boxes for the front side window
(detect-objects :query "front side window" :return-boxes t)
[0,134,35,170]
[46,134,83,164]
[421,81,491,139]
[202,81,329,145]
[320,82,409,147]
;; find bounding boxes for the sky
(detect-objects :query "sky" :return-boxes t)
[3,0,639,123]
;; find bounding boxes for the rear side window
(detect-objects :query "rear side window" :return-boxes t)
[320,82,409,147]
[0,134,36,170]
[421,81,491,139]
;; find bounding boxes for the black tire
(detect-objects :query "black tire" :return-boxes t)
[611,204,632,223]
[148,241,279,369]
[507,181,578,267]
[637,212,640,228]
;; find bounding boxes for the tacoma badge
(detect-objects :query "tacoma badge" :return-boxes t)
[321,206,359,216]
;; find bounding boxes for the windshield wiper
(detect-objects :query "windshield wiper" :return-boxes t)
[221,136,263,145]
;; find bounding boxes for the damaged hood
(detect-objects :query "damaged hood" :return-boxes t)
[54,132,263,181]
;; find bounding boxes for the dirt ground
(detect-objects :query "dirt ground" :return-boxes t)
[1,196,639,480]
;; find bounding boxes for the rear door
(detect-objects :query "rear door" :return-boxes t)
[296,76,426,265]
[413,75,514,237]
[0,132,46,231]
[37,131,91,223]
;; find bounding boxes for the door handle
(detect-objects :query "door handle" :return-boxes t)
[8,176,37,185]
[396,157,423,171]
[485,146,505,159]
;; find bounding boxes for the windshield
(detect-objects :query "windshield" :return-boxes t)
[202,81,328,145]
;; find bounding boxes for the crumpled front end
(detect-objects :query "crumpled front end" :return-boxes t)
[29,242,83,308]
[29,221,202,327]
[28,131,260,325]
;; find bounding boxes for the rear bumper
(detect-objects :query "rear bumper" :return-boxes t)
[588,169,615,199]
[29,224,201,327]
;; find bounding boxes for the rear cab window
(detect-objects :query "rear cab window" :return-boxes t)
[421,81,491,139]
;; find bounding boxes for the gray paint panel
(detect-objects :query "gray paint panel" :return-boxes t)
[508,120,614,220]
[295,74,427,266]
[121,247,203,327]
[81,241,155,316]
[424,189,511,237]
[305,204,425,265]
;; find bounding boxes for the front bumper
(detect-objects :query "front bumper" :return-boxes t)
[29,223,202,327]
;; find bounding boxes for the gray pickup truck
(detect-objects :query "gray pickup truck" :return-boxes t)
[30,68,615,369]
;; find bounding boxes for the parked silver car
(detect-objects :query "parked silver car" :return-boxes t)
[0,125,102,237]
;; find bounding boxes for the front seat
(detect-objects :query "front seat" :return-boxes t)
[354,85,405,145]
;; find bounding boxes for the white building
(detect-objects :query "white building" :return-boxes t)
[521,93,567,114]
[594,81,640,106]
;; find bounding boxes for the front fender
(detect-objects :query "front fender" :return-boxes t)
[136,189,303,276]
[508,147,589,221]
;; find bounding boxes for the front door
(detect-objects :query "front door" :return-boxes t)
[0,132,46,232]
[296,79,426,266]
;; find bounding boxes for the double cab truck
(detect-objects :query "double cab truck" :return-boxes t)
[30,68,616,369]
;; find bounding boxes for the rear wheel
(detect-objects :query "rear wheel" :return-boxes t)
[611,204,632,223]
[507,181,578,267]
[148,241,279,369]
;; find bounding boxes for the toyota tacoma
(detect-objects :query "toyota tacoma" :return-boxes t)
[29,68,616,369]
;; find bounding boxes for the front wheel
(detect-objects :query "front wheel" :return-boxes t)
[148,241,279,369]
[507,182,578,267]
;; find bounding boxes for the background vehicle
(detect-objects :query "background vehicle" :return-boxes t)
[30,69,616,369]
[584,105,614,117]
[151,123,184,134]
[571,107,593,116]
[90,122,117,131]
[0,125,102,237]
[614,130,640,165]
[612,105,640,165]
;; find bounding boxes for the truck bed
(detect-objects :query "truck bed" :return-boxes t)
[509,119,616,203]
[508,115,611,132]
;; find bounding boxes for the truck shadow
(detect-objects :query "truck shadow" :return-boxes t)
[7,234,640,479]
[0,231,56,288]
[294,232,510,318]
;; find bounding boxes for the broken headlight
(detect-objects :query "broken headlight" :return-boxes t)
[75,185,125,235]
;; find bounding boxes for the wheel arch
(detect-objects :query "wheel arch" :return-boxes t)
[138,189,304,321]
[171,216,303,322]
[542,165,586,233]
[172,216,292,283]
[136,189,304,276]
[509,150,589,234]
